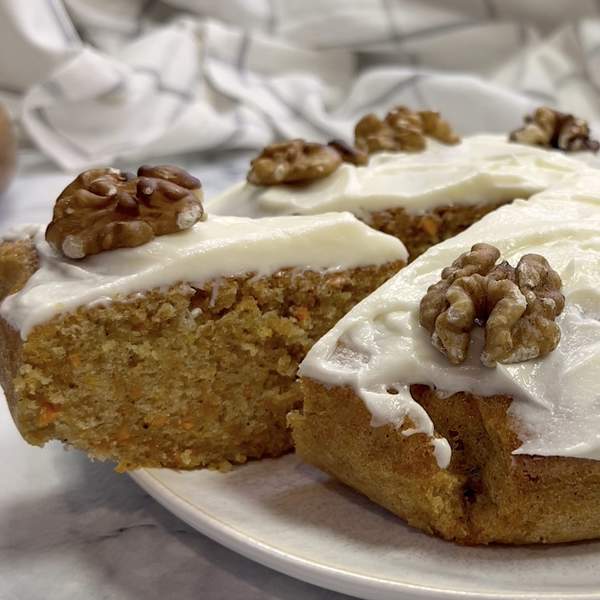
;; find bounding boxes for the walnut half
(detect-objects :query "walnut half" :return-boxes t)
[247,138,370,186]
[419,244,564,367]
[248,139,342,185]
[46,165,204,259]
[510,106,600,153]
[354,106,460,154]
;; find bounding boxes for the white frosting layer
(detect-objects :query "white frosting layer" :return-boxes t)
[299,171,600,467]
[208,135,591,220]
[0,213,407,339]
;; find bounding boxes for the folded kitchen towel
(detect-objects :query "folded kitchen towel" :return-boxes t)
[1,0,600,170]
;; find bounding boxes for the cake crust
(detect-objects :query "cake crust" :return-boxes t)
[290,379,600,545]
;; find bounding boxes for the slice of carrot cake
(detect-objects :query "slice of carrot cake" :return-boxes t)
[209,106,597,260]
[291,169,600,545]
[0,165,407,471]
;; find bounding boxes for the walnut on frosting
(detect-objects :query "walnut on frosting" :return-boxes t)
[510,106,600,153]
[327,139,369,166]
[45,165,204,259]
[248,139,349,186]
[419,243,564,367]
[418,110,460,145]
[354,106,460,154]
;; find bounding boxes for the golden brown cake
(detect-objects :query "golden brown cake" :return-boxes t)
[0,166,407,471]
[291,170,600,544]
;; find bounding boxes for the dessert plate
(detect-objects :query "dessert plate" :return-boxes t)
[131,454,600,600]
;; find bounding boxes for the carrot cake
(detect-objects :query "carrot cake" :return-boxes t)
[0,165,407,471]
[209,106,597,260]
[291,169,600,545]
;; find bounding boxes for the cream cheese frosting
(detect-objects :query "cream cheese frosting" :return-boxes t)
[208,135,592,220]
[0,213,408,339]
[299,170,600,467]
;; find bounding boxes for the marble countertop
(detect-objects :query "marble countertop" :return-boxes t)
[0,152,352,600]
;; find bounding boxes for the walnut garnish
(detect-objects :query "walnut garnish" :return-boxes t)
[248,139,343,185]
[327,139,369,166]
[419,244,564,367]
[354,106,460,154]
[510,106,600,153]
[355,107,424,154]
[46,165,204,259]
[418,110,460,145]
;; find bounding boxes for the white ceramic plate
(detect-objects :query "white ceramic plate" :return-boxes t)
[131,454,600,600]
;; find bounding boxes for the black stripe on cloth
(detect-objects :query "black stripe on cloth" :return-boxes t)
[510,24,530,93]
[521,89,556,104]
[587,43,600,58]
[133,65,198,135]
[41,65,195,104]
[265,0,277,34]
[381,0,401,40]
[574,20,600,98]
[317,19,483,50]
[262,79,339,138]
[210,108,246,152]
[482,0,498,19]
[236,32,252,80]
[96,77,127,100]
[46,0,80,44]
[134,0,161,37]
[410,75,427,108]
[41,79,64,98]
[0,83,25,95]
[133,66,195,100]
[554,71,586,88]
[32,107,92,159]
[406,52,420,68]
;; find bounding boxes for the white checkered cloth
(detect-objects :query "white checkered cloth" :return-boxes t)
[2,0,600,170]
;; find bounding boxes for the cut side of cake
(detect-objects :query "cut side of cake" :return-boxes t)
[291,170,600,545]
[0,167,407,471]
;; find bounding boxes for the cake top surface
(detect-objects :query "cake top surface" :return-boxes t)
[208,134,594,219]
[0,212,407,339]
[299,170,600,466]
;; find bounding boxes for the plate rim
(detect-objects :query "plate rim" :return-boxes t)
[130,467,600,600]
